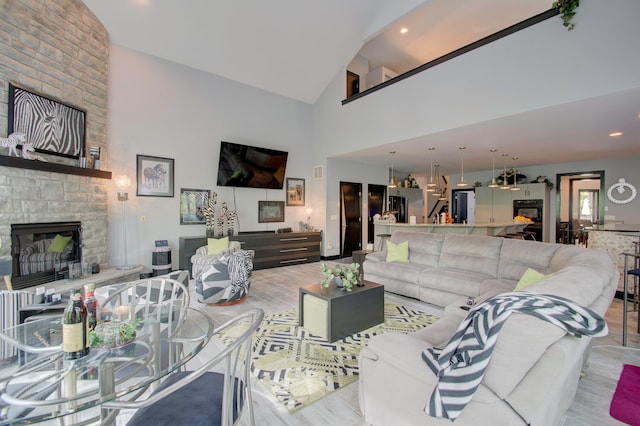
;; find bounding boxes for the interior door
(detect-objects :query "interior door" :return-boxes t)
[556,171,604,244]
[340,182,362,258]
[368,184,386,244]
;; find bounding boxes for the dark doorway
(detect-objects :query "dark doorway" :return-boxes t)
[368,184,386,244]
[346,71,360,98]
[556,171,604,244]
[451,189,476,224]
[340,182,362,258]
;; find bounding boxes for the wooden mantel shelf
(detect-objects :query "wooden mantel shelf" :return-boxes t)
[0,155,112,179]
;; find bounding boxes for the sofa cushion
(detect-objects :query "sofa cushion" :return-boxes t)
[498,238,560,280]
[386,240,409,263]
[391,231,444,267]
[365,259,425,286]
[419,268,492,297]
[481,313,566,400]
[438,234,503,277]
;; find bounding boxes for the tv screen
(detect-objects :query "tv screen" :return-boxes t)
[216,141,288,189]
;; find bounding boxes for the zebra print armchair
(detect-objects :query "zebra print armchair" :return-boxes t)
[190,241,242,280]
[195,249,254,305]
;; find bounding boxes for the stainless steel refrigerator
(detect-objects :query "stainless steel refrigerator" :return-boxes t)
[389,196,407,223]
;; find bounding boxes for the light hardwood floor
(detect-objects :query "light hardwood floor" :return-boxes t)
[127,261,640,426]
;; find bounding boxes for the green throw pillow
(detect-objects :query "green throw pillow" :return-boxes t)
[386,240,409,263]
[514,268,546,291]
[207,236,229,255]
[47,234,72,253]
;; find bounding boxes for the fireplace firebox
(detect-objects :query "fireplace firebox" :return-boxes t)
[10,222,82,289]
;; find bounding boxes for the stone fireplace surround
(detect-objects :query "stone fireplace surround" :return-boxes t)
[0,167,111,290]
[0,0,111,290]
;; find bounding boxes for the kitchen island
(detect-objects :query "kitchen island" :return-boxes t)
[374,221,531,248]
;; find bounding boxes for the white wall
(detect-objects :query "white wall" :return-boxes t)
[107,45,313,269]
[312,0,640,253]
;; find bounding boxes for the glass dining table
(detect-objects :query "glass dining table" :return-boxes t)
[0,306,214,425]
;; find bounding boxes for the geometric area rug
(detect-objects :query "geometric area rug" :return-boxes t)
[219,302,438,413]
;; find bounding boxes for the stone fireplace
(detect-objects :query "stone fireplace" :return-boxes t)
[0,0,110,290]
[10,222,82,289]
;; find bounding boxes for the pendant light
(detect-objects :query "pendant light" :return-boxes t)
[488,149,499,188]
[510,156,521,191]
[426,147,436,191]
[456,146,468,187]
[500,154,510,190]
[388,151,397,188]
[432,164,442,197]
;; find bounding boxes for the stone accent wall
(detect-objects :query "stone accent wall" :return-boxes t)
[589,230,639,291]
[0,0,110,275]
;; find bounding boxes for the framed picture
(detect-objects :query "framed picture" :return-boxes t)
[286,177,305,206]
[180,188,210,225]
[136,154,175,197]
[8,83,86,159]
[258,201,285,223]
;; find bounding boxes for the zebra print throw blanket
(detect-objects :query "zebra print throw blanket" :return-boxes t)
[421,292,608,421]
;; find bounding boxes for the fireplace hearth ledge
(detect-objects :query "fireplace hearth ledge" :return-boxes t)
[2,265,144,294]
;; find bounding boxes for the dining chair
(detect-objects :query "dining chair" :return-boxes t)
[98,277,190,377]
[107,308,264,426]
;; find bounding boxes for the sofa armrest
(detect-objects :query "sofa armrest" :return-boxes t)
[364,252,385,262]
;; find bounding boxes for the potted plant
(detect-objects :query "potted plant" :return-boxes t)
[553,0,579,31]
[320,263,361,292]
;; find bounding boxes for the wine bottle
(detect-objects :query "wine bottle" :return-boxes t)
[83,283,99,332]
[63,292,89,360]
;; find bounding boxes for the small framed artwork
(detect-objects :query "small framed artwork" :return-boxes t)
[8,83,86,159]
[286,177,305,206]
[137,154,175,197]
[258,201,285,223]
[180,188,210,225]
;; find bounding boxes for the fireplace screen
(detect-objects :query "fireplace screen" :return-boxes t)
[10,222,82,289]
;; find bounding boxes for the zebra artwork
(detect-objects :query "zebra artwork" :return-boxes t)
[9,84,85,158]
[143,164,167,189]
[136,155,174,197]
[0,132,27,157]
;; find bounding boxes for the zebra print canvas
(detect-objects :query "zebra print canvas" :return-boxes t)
[8,83,86,159]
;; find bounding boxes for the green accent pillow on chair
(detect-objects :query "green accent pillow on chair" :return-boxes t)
[47,234,72,253]
[207,237,229,255]
[386,240,409,263]
[514,268,546,291]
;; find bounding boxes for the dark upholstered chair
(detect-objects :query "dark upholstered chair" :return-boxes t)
[109,309,264,426]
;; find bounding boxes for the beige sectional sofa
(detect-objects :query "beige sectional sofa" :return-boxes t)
[360,231,619,425]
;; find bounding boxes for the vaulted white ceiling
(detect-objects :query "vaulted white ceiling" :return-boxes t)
[83,0,640,174]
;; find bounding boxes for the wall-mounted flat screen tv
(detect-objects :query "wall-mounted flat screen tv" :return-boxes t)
[216,141,288,189]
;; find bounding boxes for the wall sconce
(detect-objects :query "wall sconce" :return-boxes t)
[305,207,313,229]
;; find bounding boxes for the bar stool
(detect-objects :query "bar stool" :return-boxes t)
[376,234,391,251]
[622,251,640,346]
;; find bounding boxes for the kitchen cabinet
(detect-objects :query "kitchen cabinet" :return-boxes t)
[474,183,550,241]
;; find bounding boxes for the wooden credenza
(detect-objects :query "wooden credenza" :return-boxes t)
[179,231,322,275]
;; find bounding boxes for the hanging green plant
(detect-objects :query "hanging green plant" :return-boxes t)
[553,0,580,31]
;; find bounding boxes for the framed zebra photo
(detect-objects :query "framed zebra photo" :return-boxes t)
[180,188,210,225]
[8,83,86,159]
[136,154,175,197]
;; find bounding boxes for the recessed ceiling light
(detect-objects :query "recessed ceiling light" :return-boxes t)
[609,132,623,137]
[400,28,408,34]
